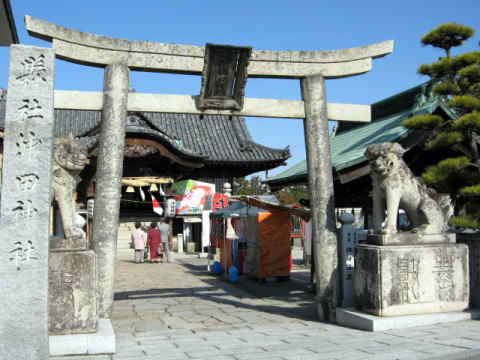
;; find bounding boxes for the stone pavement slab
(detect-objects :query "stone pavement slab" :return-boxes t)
[51,255,480,359]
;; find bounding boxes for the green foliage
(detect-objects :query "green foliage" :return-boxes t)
[458,64,480,85]
[452,112,480,131]
[404,23,479,228]
[421,23,474,57]
[432,81,461,96]
[402,114,443,129]
[418,52,480,92]
[232,176,267,196]
[459,185,480,197]
[450,215,480,229]
[421,156,470,184]
[426,130,463,149]
[454,52,480,71]
[448,95,480,114]
[418,57,455,78]
[275,185,309,205]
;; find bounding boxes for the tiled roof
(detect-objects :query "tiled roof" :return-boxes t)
[0,91,290,166]
[140,112,290,164]
[264,83,455,186]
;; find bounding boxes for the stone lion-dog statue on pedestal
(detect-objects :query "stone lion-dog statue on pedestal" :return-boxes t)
[365,142,452,236]
[51,136,89,240]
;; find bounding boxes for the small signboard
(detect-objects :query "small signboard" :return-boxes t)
[172,180,215,214]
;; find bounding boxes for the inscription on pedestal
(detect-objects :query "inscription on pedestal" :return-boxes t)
[434,248,455,301]
[355,243,469,317]
[393,257,419,304]
[49,251,98,335]
[0,45,55,359]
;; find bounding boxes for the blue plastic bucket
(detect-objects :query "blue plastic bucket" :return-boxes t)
[228,266,239,282]
[212,261,222,274]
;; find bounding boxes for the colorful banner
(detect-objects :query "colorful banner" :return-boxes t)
[150,192,164,216]
[172,180,215,214]
[212,194,229,212]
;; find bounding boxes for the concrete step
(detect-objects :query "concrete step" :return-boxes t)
[117,247,133,251]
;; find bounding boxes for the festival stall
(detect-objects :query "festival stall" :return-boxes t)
[210,196,310,280]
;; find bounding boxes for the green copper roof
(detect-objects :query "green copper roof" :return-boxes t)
[264,92,453,186]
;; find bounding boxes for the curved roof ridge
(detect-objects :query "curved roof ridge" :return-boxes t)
[230,116,291,159]
[125,124,206,160]
[130,112,206,158]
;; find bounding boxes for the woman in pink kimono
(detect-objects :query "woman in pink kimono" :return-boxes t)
[131,222,147,264]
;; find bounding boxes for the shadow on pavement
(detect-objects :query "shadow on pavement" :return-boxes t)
[114,257,318,322]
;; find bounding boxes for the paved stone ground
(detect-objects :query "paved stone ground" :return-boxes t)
[52,252,480,360]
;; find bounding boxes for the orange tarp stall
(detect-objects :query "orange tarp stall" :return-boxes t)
[237,196,310,221]
[258,212,291,279]
[218,238,233,270]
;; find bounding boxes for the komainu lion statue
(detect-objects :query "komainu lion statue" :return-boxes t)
[365,142,452,235]
[51,136,89,240]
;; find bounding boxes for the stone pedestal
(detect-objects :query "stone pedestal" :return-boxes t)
[49,250,98,334]
[456,232,480,308]
[367,232,455,246]
[50,236,88,252]
[355,242,469,317]
[49,319,115,356]
[187,242,196,253]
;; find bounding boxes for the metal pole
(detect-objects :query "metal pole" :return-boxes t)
[224,218,227,278]
[92,63,129,319]
[301,74,339,322]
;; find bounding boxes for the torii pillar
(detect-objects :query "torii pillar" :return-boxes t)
[25,15,393,322]
[92,64,129,318]
[302,75,338,321]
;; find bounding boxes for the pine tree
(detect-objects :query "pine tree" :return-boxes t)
[403,23,480,229]
[276,185,310,205]
[232,176,267,195]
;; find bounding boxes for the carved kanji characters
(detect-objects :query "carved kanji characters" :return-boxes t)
[9,240,38,270]
[16,174,40,191]
[17,98,43,122]
[16,131,43,161]
[15,54,47,85]
[10,200,38,229]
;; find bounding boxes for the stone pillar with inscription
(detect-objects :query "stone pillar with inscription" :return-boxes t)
[0,45,55,359]
[338,212,365,307]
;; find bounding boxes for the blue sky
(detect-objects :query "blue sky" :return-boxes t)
[1,0,478,177]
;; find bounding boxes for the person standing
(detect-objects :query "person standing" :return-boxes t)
[131,222,147,264]
[147,222,162,263]
[158,218,171,263]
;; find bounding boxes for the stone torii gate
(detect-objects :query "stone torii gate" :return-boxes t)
[25,16,392,322]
